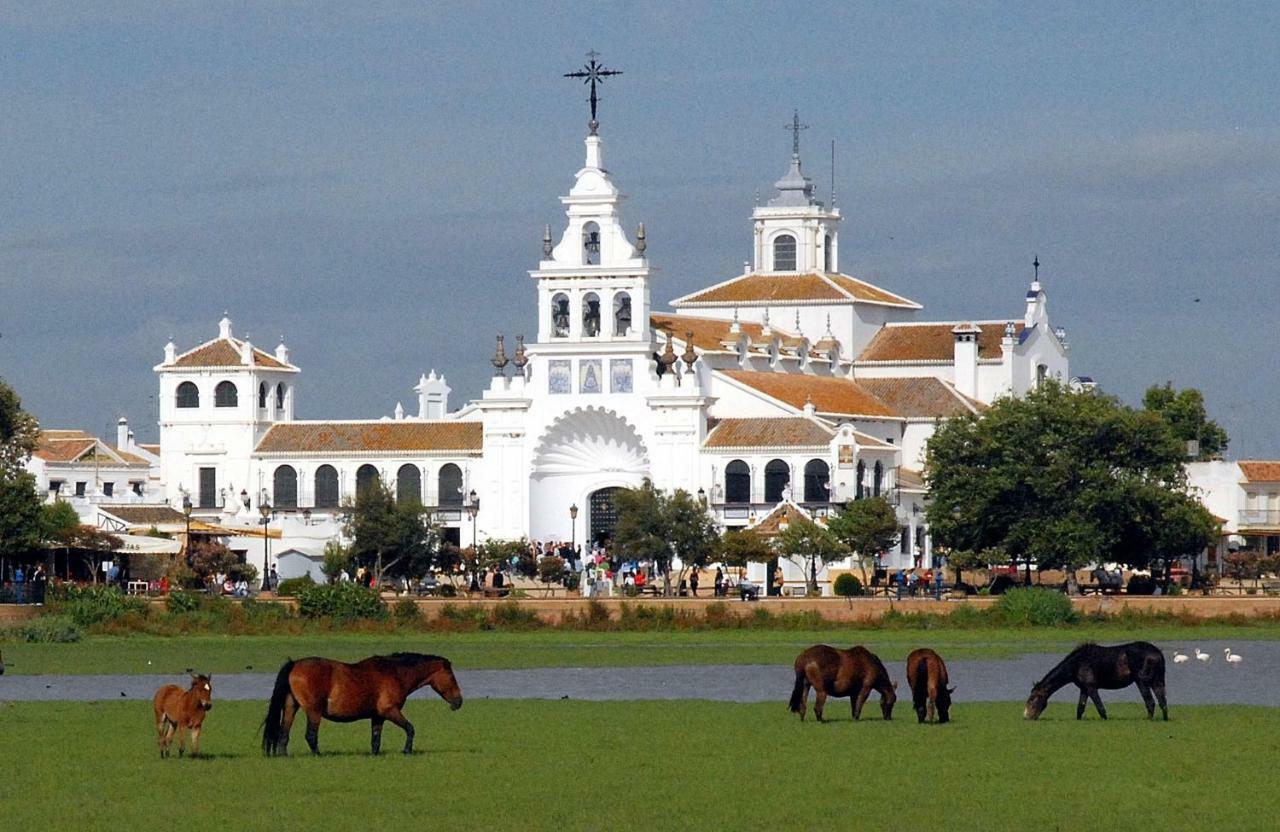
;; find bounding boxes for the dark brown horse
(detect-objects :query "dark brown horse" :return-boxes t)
[789,645,897,722]
[906,648,954,724]
[1024,641,1168,721]
[262,653,463,756]
[153,674,213,758]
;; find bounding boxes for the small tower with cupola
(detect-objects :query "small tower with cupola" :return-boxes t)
[753,111,842,275]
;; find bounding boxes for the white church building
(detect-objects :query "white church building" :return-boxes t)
[151,111,1072,586]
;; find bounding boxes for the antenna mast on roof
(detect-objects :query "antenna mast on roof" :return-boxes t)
[830,140,836,207]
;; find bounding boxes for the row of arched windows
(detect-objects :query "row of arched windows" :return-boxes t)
[724,457,885,504]
[270,463,465,509]
[176,380,289,410]
[551,291,631,338]
[724,459,831,504]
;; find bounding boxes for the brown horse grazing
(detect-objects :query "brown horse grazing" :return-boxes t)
[906,648,955,724]
[789,645,897,722]
[1024,641,1168,721]
[262,653,463,756]
[153,674,213,758]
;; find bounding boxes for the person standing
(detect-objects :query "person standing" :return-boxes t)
[773,565,784,597]
[14,566,24,605]
[268,565,279,592]
[31,564,47,605]
[689,569,700,597]
[714,567,724,598]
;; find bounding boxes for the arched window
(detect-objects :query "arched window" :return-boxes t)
[438,463,463,507]
[582,221,601,265]
[258,382,268,409]
[613,292,632,336]
[823,234,832,273]
[356,464,380,497]
[397,464,422,506]
[314,465,339,508]
[551,293,570,337]
[175,382,200,409]
[803,459,830,503]
[583,292,601,337]
[764,459,790,504]
[873,460,884,497]
[214,381,238,408]
[1036,364,1048,388]
[773,234,797,271]
[276,383,286,409]
[856,460,866,500]
[273,465,298,509]
[725,460,751,504]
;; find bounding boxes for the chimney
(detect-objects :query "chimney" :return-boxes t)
[218,315,233,339]
[164,339,176,364]
[952,323,981,400]
[117,417,129,450]
[415,370,451,420]
[240,337,253,365]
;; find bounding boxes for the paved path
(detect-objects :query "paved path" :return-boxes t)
[1,640,1274,706]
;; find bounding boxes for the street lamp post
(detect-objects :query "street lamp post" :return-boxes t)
[259,499,271,593]
[466,490,479,582]
[182,495,193,564]
[569,503,579,555]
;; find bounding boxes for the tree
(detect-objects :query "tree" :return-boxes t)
[341,485,437,584]
[775,515,849,595]
[320,540,353,584]
[826,497,899,583]
[716,529,774,579]
[187,538,238,585]
[476,538,533,577]
[942,548,997,588]
[39,501,80,542]
[1142,382,1229,461]
[925,380,1215,593]
[0,379,42,565]
[614,480,719,596]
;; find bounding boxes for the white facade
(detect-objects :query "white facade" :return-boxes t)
[145,117,1076,585]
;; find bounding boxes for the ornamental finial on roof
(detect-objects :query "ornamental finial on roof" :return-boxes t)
[492,334,509,377]
[564,50,623,136]
[786,109,808,159]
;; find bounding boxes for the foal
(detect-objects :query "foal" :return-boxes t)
[153,674,213,758]
[905,648,955,724]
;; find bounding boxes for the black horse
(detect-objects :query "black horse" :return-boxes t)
[1024,642,1168,721]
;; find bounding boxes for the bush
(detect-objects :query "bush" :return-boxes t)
[53,585,149,628]
[538,556,567,585]
[296,582,386,621]
[491,602,542,630]
[165,591,202,614]
[276,575,316,597]
[12,615,83,643]
[228,562,259,586]
[833,573,864,597]
[238,599,293,625]
[996,587,1077,626]
[391,598,423,627]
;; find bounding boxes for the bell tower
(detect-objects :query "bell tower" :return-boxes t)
[752,110,841,274]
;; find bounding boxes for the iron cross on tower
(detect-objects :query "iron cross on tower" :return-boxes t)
[564,50,623,135]
[786,109,808,158]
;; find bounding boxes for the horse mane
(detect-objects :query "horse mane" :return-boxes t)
[377,652,450,668]
[1034,643,1098,689]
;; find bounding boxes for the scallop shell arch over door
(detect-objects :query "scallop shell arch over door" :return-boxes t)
[532,406,650,477]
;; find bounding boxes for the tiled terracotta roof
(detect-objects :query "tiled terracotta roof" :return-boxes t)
[32,437,97,462]
[100,505,189,527]
[857,322,1023,362]
[673,272,918,308]
[114,450,154,466]
[704,418,834,449]
[718,371,898,418]
[650,313,809,355]
[1240,462,1280,483]
[40,430,94,440]
[856,377,983,418]
[255,421,483,454]
[851,431,896,449]
[137,444,161,454]
[169,338,290,369]
[752,502,818,537]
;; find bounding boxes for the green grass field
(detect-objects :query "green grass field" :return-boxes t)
[0,698,1273,831]
[3,624,1278,676]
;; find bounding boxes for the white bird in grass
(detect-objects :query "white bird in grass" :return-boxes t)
[1224,648,1243,665]
[1195,649,1211,662]
[1172,652,1189,664]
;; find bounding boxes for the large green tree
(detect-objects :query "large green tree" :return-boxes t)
[826,497,899,583]
[925,380,1216,592]
[775,515,849,595]
[613,480,719,596]
[0,378,42,564]
[341,485,437,584]
[1142,382,1229,461]
[715,529,775,579]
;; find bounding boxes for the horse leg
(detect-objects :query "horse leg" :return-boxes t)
[797,681,810,722]
[278,695,298,756]
[1153,683,1169,721]
[381,706,415,754]
[853,687,872,721]
[370,717,385,755]
[926,685,937,723]
[813,690,827,722]
[1076,688,1088,720]
[177,724,187,758]
[1136,682,1156,719]
[159,718,174,758]
[304,711,322,756]
[1088,688,1107,720]
[189,724,202,758]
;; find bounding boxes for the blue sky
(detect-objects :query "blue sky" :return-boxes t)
[2,2,1277,455]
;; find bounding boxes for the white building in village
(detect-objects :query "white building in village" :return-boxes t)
[146,115,1074,589]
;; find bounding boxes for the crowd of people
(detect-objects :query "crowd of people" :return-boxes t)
[1,564,49,604]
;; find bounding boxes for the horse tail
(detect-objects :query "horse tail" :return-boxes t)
[788,667,807,713]
[261,659,296,756]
